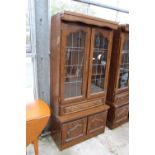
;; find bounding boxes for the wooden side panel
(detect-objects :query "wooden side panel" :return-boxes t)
[50,15,61,115]
[62,118,87,144]
[51,115,62,149]
[87,111,107,135]
[106,29,121,103]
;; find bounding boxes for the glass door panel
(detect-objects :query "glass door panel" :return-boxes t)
[64,31,86,98]
[91,34,108,93]
[118,34,129,88]
[87,28,113,98]
[61,24,90,103]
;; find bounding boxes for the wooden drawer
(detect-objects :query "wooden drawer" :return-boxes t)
[62,117,87,144]
[60,99,103,115]
[87,111,107,135]
[114,104,129,124]
[115,92,129,105]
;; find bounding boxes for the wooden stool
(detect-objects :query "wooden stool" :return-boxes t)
[26,99,51,155]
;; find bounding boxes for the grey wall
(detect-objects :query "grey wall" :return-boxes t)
[35,0,50,105]
[35,0,51,132]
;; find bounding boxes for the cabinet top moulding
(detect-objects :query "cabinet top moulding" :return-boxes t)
[119,24,129,32]
[54,10,118,30]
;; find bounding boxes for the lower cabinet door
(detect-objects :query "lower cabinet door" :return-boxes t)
[114,104,129,124]
[87,111,107,135]
[62,117,87,144]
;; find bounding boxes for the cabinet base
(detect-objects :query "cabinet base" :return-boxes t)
[107,117,129,129]
[59,129,105,150]
[106,103,129,129]
[51,105,109,150]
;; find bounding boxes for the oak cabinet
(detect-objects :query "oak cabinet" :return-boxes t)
[106,24,129,129]
[50,11,118,149]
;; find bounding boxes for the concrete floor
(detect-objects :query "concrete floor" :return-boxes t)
[27,122,129,155]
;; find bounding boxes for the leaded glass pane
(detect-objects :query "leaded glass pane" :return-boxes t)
[64,31,86,98]
[118,38,129,88]
[91,33,108,93]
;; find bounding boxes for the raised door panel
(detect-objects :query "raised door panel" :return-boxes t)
[87,28,113,99]
[87,112,107,135]
[114,104,129,124]
[116,33,129,92]
[115,91,129,106]
[60,24,91,104]
[62,117,87,144]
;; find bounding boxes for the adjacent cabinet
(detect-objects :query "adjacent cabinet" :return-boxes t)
[50,11,118,150]
[106,24,129,129]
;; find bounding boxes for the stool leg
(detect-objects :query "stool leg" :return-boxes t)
[33,139,38,155]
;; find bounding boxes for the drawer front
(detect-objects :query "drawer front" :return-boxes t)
[60,99,103,115]
[115,92,129,105]
[87,111,107,135]
[114,104,129,124]
[62,118,87,144]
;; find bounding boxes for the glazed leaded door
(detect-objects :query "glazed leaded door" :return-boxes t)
[87,28,113,99]
[117,33,129,90]
[60,24,91,104]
